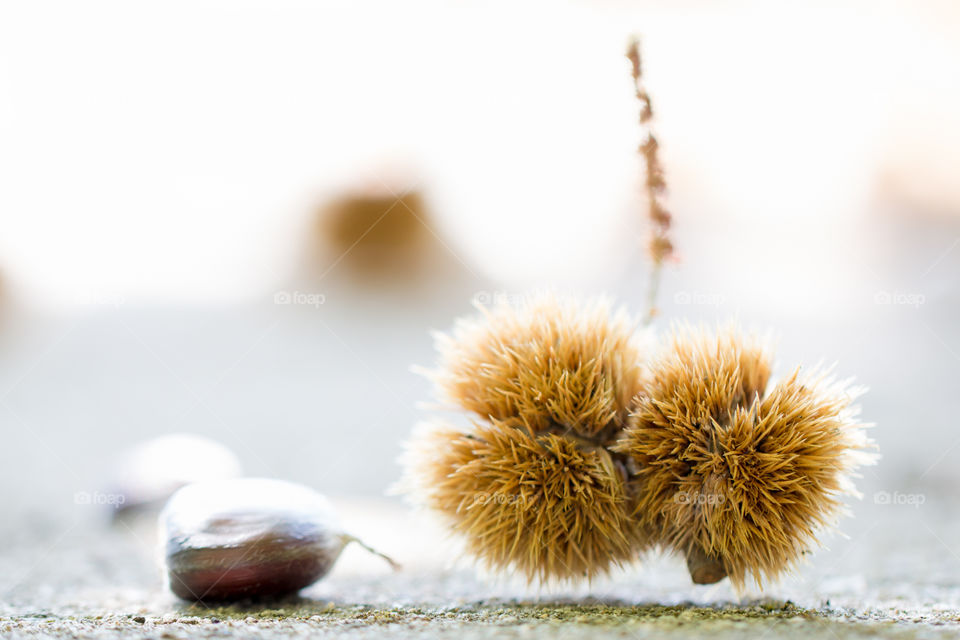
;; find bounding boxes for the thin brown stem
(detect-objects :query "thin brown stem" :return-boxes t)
[341,535,401,572]
[644,260,662,327]
[627,37,674,326]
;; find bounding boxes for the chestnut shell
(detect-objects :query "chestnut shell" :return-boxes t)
[161,479,346,601]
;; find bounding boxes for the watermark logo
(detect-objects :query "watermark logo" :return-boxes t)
[274,290,326,308]
[674,492,725,506]
[472,290,525,307]
[674,291,725,307]
[74,491,126,507]
[471,492,532,508]
[873,491,925,508]
[874,290,925,308]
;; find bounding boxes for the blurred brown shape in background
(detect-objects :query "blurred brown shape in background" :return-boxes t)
[310,183,437,285]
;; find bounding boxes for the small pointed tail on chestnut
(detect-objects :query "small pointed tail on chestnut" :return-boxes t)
[341,534,402,572]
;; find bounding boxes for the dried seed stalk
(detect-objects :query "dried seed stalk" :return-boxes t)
[627,37,674,325]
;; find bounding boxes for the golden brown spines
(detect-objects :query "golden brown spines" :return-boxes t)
[402,419,644,582]
[402,293,651,582]
[615,325,875,588]
[431,294,646,438]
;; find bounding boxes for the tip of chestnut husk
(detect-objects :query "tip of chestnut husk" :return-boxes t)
[686,545,728,585]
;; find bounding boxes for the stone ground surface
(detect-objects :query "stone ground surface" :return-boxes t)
[3,495,960,639]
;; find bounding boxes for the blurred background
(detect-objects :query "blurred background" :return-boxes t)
[0,0,958,603]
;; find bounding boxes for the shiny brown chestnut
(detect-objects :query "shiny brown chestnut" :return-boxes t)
[160,478,396,601]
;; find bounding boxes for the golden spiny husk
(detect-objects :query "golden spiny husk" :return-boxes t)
[403,419,646,582]
[613,324,876,589]
[402,296,875,588]
[402,293,651,582]
[432,294,646,438]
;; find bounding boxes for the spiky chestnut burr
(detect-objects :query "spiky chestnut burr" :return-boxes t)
[613,325,876,589]
[403,419,644,582]
[430,294,646,439]
[402,294,651,582]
